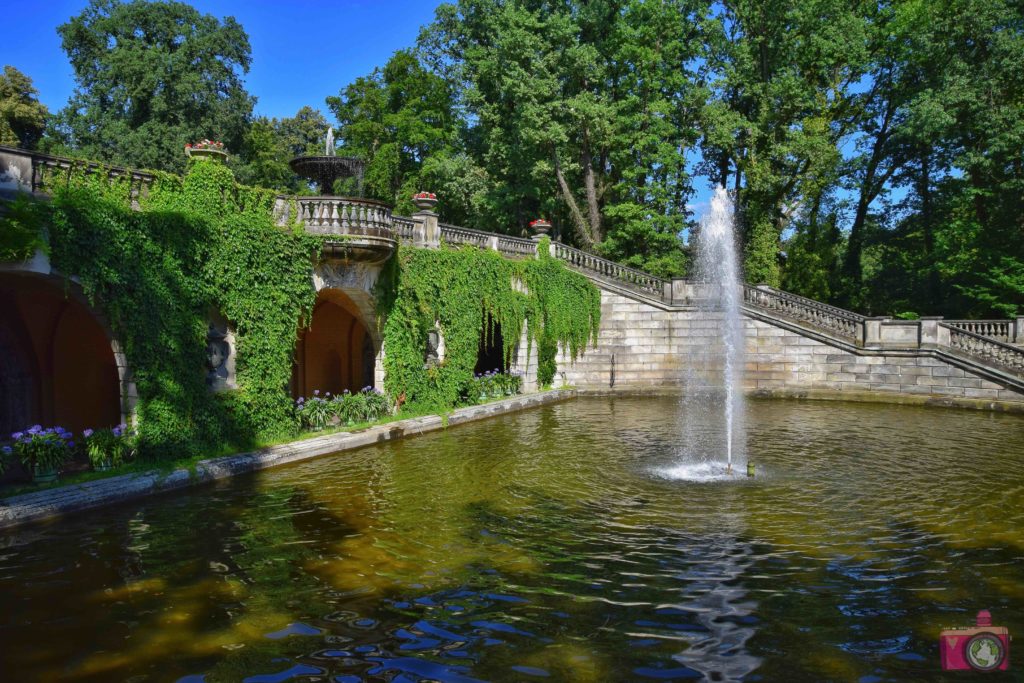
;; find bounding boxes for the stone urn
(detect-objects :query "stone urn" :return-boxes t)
[186,142,228,163]
[412,192,438,211]
[529,218,551,238]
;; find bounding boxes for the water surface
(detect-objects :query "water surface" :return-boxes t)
[1,397,1022,682]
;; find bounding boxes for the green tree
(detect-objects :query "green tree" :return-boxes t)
[421,0,703,275]
[327,49,459,208]
[0,66,49,149]
[52,0,255,172]
[233,106,329,192]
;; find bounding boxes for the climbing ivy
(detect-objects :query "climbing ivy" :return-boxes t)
[377,237,600,411]
[4,158,600,459]
[42,159,322,458]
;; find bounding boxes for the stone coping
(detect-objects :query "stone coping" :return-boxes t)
[0,390,576,532]
[577,386,1024,413]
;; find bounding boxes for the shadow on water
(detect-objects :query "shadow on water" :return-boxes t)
[0,396,1023,682]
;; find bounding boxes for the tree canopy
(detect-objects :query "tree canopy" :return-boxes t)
[0,66,49,149]
[16,0,1024,317]
[52,0,255,172]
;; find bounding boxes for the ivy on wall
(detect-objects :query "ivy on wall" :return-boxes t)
[3,159,601,459]
[41,160,322,458]
[377,238,601,412]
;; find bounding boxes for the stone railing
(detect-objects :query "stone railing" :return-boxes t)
[742,284,865,341]
[438,222,495,250]
[1,144,156,208]
[274,196,394,239]
[943,323,1024,376]
[551,241,670,298]
[392,216,417,242]
[946,319,1023,344]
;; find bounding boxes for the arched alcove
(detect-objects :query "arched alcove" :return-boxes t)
[292,289,376,398]
[475,312,508,375]
[0,274,123,435]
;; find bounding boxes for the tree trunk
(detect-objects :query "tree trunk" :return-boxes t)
[580,126,603,243]
[553,152,595,249]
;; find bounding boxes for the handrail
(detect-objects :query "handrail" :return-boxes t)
[945,320,1012,342]
[274,195,394,239]
[941,323,1024,377]
[742,284,864,340]
[391,216,416,241]
[551,241,669,297]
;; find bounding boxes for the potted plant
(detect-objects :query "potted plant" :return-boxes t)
[83,424,135,471]
[412,191,438,211]
[185,139,228,162]
[10,426,74,483]
[529,218,551,237]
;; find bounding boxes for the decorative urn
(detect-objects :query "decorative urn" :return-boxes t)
[186,140,228,162]
[529,218,552,237]
[412,191,438,211]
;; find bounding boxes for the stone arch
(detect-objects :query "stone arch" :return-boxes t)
[0,271,130,435]
[292,288,377,398]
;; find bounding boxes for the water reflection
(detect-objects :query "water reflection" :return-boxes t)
[0,397,1022,681]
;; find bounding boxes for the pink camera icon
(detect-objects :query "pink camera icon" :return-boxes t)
[940,610,1010,671]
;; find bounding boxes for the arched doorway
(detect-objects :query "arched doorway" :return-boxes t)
[292,289,376,398]
[0,274,123,435]
[475,312,508,375]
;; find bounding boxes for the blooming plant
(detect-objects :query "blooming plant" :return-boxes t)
[529,218,550,227]
[185,139,225,152]
[296,388,392,430]
[413,192,437,200]
[9,426,74,473]
[465,369,522,403]
[83,424,136,469]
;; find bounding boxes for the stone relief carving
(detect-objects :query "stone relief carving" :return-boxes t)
[205,312,236,391]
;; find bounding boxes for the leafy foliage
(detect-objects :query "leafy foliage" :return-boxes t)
[0,66,49,148]
[377,237,600,413]
[51,0,254,172]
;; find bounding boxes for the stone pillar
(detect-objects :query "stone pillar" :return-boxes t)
[919,316,943,349]
[1014,316,1024,344]
[863,317,888,348]
[411,210,439,248]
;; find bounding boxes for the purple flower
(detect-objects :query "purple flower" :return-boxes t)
[12,432,23,440]
[313,389,320,396]
[325,391,332,397]
[28,425,42,434]
[112,426,122,437]
[83,429,94,438]
[1,446,11,456]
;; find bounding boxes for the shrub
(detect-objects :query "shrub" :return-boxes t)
[9,426,74,473]
[83,424,137,468]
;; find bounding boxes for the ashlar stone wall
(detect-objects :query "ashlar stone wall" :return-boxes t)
[527,287,1024,408]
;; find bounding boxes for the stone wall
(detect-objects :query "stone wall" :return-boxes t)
[538,287,1024,408]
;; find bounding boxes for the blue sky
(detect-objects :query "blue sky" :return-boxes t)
[2,1,441,120]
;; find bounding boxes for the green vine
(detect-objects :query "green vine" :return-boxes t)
[4,158,600,460]
[43,159,321,458]
[377,238,600,412]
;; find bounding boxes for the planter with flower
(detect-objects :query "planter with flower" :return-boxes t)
[83,424,136,471]
[412,191,438,211]
[9,426,74,483]
[529,218,551,237]
[185,139,228,162]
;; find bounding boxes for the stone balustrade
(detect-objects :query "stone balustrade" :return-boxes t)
[943,324,1024,375]
[741,284,864,341]
[551,241,670,297]
[946,318,1024,344]
[274,196,394,239]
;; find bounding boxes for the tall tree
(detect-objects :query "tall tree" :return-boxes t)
[234,106,329,192]
[0,66,49,149]
[53,0,254,172]
[421,0,704,275]
[327,49,459,209]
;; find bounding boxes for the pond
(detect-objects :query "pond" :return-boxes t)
[1,396,1022,682]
